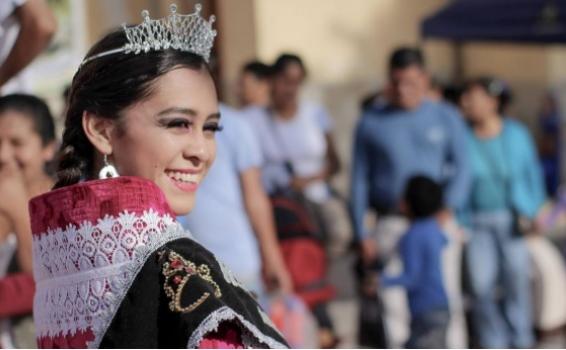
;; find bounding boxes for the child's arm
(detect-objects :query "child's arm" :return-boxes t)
[379,233,422,289]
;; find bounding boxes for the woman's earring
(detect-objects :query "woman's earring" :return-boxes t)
[98,154,119,179]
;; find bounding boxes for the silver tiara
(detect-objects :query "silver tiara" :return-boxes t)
[81,4,217,66]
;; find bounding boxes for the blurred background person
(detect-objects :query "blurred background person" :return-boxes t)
[179,103,292,297]
[379,176,450,349]
[350,46,471,348]
[0,93,56,348]
[247,53,350,348]
[0,0,56,94]
[238,60,272,109]
[459,77,546,348]
[250,53,351,258]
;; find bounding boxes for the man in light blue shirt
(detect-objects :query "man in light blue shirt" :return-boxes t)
[350,47,470,260]
[179,104,291,295]
[350,47,471,348]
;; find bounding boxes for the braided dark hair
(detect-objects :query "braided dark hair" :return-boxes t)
[55,28,209,188]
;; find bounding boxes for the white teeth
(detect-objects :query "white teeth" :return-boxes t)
[166,171,199,183]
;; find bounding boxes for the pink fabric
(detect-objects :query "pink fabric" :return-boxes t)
[29,177,174,348]
[37,330,95,349]
[198,322,245,349]
[29,176,174,236]
[0,273,34,318]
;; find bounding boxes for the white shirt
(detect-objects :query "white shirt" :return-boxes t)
[0,0,31,95]
[247,101,333,203]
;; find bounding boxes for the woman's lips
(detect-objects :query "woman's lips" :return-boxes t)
[165,170,200,192]
[170,178,199,192]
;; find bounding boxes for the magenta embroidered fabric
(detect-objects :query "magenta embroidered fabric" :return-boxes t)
[29,176,175,236]
[29,177,183,348]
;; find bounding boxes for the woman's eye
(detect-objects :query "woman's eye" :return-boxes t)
[167,119,191,129]
[204,123,224,133]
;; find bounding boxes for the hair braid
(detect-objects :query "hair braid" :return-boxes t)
[53,117,93,189]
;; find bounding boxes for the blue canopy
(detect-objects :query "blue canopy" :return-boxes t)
[422,0,566,44]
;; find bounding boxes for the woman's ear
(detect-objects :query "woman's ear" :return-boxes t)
[82,111,115,155]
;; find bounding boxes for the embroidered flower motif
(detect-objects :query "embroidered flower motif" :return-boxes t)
[32,209,187,347]
[161,250,222,313]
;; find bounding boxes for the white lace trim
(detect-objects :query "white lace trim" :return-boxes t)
[187,306,287,349]
[258,306,284,339]
[32,209,188,348]
[217,259,246,290]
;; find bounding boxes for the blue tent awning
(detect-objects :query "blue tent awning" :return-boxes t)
[422,0,566,44]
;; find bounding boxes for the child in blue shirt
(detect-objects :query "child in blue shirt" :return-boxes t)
[379,175,450,348]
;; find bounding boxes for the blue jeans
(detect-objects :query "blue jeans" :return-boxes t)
[466,210,534,348]
[406,308,450,349]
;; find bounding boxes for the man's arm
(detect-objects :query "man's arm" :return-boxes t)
[350,118,379,264]
[350,119,370,240]
[240,167,292,293]
[0,0,57,87]
[444,109,471,210]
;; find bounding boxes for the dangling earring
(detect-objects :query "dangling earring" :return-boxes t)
[98,154,119,179]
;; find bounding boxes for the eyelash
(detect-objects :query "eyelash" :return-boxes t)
[166,119,191,129]
[165,119,223,133]
[205,124,224,133]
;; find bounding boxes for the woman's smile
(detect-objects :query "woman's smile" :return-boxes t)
[165,168,203,192]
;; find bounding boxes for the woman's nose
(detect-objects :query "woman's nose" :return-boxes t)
[183,131,213,166]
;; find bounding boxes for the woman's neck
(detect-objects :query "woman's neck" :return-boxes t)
[473,114,503,139]
[272,101,298,119]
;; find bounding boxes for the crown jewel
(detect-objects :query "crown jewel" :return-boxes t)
[81,4,217,66]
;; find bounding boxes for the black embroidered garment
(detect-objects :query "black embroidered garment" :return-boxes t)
[29,177,288,348]
[100,239,287,348]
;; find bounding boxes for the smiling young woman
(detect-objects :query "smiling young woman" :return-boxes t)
[28,5,288,349]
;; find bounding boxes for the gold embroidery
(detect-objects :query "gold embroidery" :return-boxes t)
[161,250,222,313]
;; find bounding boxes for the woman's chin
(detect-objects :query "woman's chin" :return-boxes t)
[168,195,195,216]
[154,176,197,216]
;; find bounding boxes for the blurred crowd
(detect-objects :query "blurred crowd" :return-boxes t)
[2,1,566,349]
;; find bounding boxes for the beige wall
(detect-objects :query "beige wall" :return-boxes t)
[216,0,257,102]
[253,0,447,83]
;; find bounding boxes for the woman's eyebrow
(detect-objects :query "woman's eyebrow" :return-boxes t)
[156,108,221,120]
[156,107,197,117]
[207,112,221,120]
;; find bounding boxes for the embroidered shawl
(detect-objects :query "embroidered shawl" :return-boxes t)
[29,176,287,348]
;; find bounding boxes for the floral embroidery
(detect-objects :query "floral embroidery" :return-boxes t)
[32,209,187,348]
[161,250,221,313]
